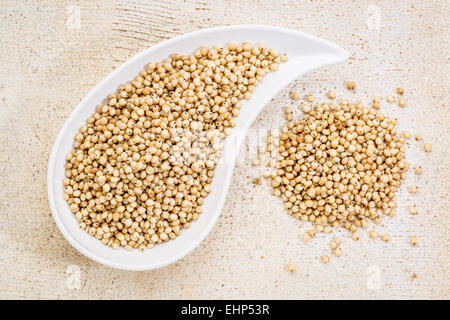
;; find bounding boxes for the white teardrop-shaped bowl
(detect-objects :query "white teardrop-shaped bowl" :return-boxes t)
[48,25,348,270]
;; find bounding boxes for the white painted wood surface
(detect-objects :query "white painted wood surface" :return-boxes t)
[0,0,448,299]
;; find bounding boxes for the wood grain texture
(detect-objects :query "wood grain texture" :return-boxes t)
[0,0,448,299]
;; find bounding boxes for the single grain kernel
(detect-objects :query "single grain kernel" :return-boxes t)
[321,255,330,264]
[409,206,418,215]
[328,91,336,99]
[333,237,341,246]
[330,241,338,250]
[423,143,432,153]
[262,169,271,178]
[351,232,360,241]
[286,263,296,273]
[408,186,419,194]
[414,166,423,175]
[409,236,418,246]
[290,92,300,101]
[346,81,356,90]
[252,177,262,185]
[333,247,342,257]
[302,233,311,242]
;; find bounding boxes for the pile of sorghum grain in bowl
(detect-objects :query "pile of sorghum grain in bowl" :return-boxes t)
[63,43,287,250]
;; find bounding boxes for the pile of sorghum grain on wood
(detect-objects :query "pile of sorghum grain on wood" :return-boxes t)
[268,99,408,234]
[262,87,431,266]
[63,43,287,250]
[271,87,433,268]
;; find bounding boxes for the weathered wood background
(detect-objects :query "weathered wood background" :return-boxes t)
[0,0,448,299]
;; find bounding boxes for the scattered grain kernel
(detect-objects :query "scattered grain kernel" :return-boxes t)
[286,263,296,273]
[409,206,418,215]
[381,234,390,242]
[252,158,261,166]
[267,158,276,167]
[386,95,395,103]
[408,186,419,194]
[402,131,411,139]
[346,81,356,90]
[351,232,360,241]
[369,231,378,239]
[415,134,422,141]
[398,98,407,108]
[333,247,342,257]
[306,94,314,102]
[409,236,418,246]
[333,237,341,246]
[307,229,316,238]
[328,91,336,99]
[290,92,300,101]
[321,255,330,264]
[252,177,262,185]
[423,143,432,153]
[396,87,404,95]
[262,168,271,178]
[330,241,338,250]
[414,166,423,175]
